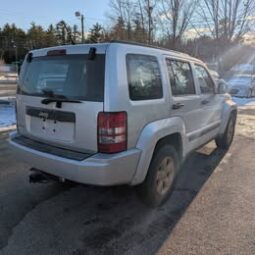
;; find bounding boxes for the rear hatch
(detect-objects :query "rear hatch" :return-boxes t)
[16,45,106,153]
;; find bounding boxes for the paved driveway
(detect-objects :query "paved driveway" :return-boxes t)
[0,106,254,255]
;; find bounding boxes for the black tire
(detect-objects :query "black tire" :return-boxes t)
[136,144,179,208]
[215,113,236,150]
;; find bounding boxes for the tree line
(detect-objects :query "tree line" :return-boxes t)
[1,0,255,70]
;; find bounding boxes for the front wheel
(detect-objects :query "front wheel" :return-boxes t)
[136,145,179,208]
[215,113,236,150]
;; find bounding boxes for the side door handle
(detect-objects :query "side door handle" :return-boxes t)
[201,99,210,105]
[172,102,185,110]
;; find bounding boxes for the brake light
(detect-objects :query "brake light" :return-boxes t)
[97,112,127,153]
[47,49,66,56]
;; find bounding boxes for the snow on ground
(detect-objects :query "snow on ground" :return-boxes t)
[236,106,255,139]
[0,98,16,131]
[0,73,18,83]
[232,96,255,106]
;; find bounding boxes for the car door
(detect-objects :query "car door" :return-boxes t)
[165,58,202,140]
[193,64,223,141]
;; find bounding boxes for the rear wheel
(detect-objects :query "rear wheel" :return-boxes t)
[215,113,236,150]
[136,144,179,208]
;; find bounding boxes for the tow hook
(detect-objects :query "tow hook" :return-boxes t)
[29,168,66,184]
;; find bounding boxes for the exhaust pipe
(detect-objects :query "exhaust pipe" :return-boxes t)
[29,168,66,184]
[29,171,49,183]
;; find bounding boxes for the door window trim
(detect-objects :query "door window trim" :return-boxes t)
[126,53,164,101]
[194,64,216,95]
[165,57,197,97]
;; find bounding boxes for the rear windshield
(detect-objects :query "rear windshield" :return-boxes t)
[19,54,105,102]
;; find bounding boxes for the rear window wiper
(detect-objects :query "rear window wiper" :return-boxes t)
[41,89,81,108]
[41,98,82,108]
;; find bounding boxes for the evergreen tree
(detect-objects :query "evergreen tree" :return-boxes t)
[111,17,126,40]
[89,23,104,43]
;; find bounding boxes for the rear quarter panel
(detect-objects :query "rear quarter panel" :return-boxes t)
[104,44,170,149]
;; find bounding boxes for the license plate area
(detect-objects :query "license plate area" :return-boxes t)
[26,107,75,142]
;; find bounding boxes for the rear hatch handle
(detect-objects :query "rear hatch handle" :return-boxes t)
[41,98,81,108]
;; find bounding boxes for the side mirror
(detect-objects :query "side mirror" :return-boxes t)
[217,80,227,94]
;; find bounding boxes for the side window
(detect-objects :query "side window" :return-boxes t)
[166,59,195,96]
[194,65,215,94]
[126,54,163,101]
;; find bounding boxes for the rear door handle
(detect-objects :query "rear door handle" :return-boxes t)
[201,99,210,105]
[172,102,185,110]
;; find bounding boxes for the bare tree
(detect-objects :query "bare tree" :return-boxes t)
[108,0,136,40]
[108,0,159,43]
[196,0,255,41]
[137,0,146,41]
[159,0,198,48]
[142,0,156,43]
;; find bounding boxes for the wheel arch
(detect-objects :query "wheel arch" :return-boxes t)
[131,117,186,185]
[219,100,237,136]
[154,133,183,162]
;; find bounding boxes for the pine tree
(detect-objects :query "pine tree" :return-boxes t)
[89,23,104,43]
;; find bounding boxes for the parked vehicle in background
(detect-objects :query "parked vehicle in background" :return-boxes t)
[209,69,229,95]
[227,74,255,98]
[9,41,237,207]
[209,69,220,82]
[230,64,255,75]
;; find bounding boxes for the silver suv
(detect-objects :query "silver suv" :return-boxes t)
[9,41,237,207]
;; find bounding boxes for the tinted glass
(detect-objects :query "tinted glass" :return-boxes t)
[19,54,105,102]
[194,65,215,94]
[126,54,163,100]
[166,59,195,96]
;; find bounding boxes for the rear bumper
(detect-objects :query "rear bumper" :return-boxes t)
[9,132,141,186]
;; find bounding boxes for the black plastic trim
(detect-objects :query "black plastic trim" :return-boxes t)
[188,123,220,141]
[12,135,93,161]
[26,107,75,123]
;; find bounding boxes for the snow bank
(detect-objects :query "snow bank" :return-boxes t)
[232,97,255,106]
[0,99,16,131]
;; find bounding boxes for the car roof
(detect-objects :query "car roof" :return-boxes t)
[28,40,203,64]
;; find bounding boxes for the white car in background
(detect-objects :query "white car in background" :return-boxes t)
[209,69,219,82]
[227,74,255,98]
[209,69,229,94]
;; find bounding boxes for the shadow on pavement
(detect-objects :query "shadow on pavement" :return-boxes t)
[1,138,227,255]
[73,144,227,255]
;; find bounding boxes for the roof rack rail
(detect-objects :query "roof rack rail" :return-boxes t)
[110,40,190,57]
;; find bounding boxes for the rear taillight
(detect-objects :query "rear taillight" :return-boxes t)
[97,112,127,153]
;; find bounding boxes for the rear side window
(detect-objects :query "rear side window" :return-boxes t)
[166,59,195,96]
[126,54,163,100]
[194,65,215,94]
[19,54,105,102]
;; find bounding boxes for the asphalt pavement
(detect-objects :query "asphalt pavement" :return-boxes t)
[0,106,254,255]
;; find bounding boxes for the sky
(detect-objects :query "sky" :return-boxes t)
[0,0,111,31]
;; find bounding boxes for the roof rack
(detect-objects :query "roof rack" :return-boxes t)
[110,40,190,57]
